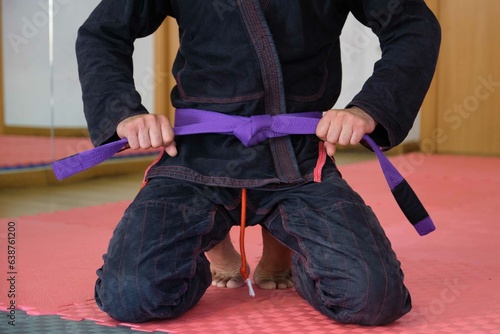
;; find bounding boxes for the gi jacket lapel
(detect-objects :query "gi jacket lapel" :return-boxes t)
[236,0,303,182]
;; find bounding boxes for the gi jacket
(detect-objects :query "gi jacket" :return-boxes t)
[76,0,440,189]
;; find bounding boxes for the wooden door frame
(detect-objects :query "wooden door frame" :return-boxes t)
[154,17,178,124]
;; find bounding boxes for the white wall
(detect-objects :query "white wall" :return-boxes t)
[2,0,154,128]
[334,14,420,142]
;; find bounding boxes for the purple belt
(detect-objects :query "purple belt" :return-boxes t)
[52,108,435,236]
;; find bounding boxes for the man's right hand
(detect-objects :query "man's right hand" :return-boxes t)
[116,114,178,157]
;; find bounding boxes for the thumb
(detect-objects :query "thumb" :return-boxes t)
[324,142,336,156]
[164,141,178,157]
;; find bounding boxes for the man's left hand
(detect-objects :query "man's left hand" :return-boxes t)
[316,106,377,156]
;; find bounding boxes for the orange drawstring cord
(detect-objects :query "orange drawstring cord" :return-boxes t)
[313,141,327,183]
[239,188,255,297]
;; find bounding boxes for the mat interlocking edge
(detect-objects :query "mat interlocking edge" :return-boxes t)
[1,153,499,333]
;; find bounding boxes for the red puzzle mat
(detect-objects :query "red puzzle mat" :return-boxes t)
[1,153,500,333]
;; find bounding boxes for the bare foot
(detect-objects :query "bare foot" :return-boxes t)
[206,234,247,288]
[254,229,294,290]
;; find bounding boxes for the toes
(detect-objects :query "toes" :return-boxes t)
[276,279,294,290]
[256,277,294,290]
[209,261,249,289]
[256,279,278,290]
[211,275,245,288]
[216,279,229,288]
[226,277,245,288]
